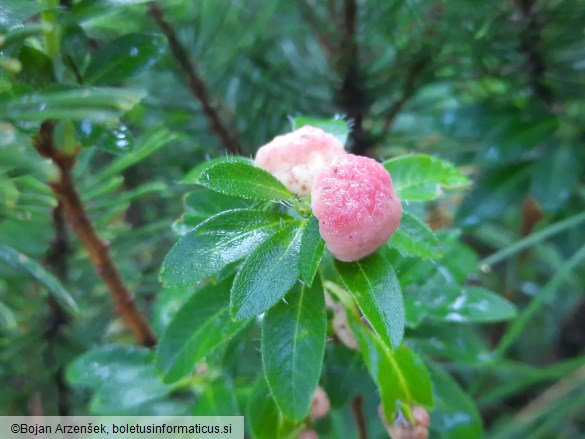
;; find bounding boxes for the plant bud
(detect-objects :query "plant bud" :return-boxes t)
[311,154,401,262]
[255,125,345,195]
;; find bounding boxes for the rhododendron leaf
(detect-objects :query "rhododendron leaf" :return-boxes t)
[383,154,469,202]
[428,364,483,439]
[405,285,517,326]
[160,209,293,287]
[157,276,249,384]
[182,156,251,184]
[299,216,325,285]
[84,32,166,85]
[335,251,405,350]
[193,161,294,201]
[348,313,434,422]
[389,210,442,259]
[231,223,303,320]
[291,116,350,145]
[262,279,326,421]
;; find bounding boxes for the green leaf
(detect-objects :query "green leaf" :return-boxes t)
[348,313,434,421]
[291,116,350,145]
[0,1,43,29]
[406,285,517,326]
[0,301,17,332]
[389,210,441,259]
[383,154,469,202]
[0,244,78,314]
[230,223,303,320]
[182,155,251,183]
[17,45,56,88]
[531,146,581,212]
[322,345,372,409]
[262,279,327,421]
[84,33,166,85]
[193,161,294,201]
[299,215,325,285]
[175,188,247,232]
[157,277,249,383]
[428,364,483,439]
[193,377,240,416]
[66,344,152,389]
[77,121,134,154]
[456,165,531,227]
[0,87,145,123]
[61,24,89,73]
[248,378,281,439]
[335,251,405,350]
[160,209,293,287]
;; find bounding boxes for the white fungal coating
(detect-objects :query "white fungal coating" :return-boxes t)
[254,125,346,195]
[311,154,402,262]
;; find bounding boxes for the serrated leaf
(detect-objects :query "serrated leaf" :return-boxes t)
[389,210,441,259]
[182,155,251,183]
[299,215,325,285]
[0,87,145,123]
[194,161,294,201]
[157,277,249,383]
[262,279,326,421]
[335,251,405,350]
[249,378,280,439]
[348,313,434,422]
[230,224,303,320]
[383,154,469,202]
[428,363,483,439]
[193,377,240,416]
[291,116,350,145]
[406,285,517,326]
[84,33,165,85]
[161,209,293,287]
[0,244,78,314]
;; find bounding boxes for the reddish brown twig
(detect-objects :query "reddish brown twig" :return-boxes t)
[352,395,368,439]
[148,2,243,155]
[33,122,157,347]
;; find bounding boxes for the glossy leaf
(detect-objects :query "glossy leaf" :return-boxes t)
[193,377,239,416]
[291,116,350,145]
[193,161,294,201]
[249,378,281,439]
[383,154,469,202]
[262,279,326,420]
[429,364,483,439]
[531,145,581,212]
[182,155,252,183]
[0,1,43,29]
[389,210,442,259]
[230,224,303,320]
[335,251,405,350]
[157,277,249,383]
[406,285,517,326]
[77,121,134,154]
[160,209,293,287]
[0,244,78,314]
[0,87,145,123]
[84,33,166,85]
[348,313,434,421]
[299,215,325,285]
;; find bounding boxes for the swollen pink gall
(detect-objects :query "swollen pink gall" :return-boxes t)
[311,154,402,262]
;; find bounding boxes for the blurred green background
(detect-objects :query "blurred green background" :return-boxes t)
[1,0,585,438]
